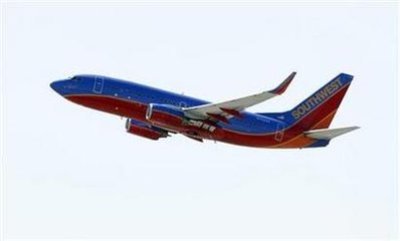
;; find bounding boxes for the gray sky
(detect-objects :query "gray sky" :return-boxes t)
[2,3,397,239]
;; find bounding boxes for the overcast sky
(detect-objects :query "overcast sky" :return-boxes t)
[2,2,397,240]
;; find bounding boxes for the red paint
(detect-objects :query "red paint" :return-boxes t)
[127,125,163,140]
[66,94,148,122]
[65,84,349,148]
[270,72,296,95]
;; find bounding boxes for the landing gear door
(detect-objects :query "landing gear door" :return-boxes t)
[93,76,104,94]
[275,122,285,142]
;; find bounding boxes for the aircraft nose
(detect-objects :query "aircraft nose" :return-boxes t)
[50,81,60,92]
[50,80,66,96]
[50,81,57,91]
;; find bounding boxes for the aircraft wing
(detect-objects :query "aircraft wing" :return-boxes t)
[182,72,296,121]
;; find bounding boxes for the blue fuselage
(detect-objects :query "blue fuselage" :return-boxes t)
[50,73,354,148]
[51,75,285,135]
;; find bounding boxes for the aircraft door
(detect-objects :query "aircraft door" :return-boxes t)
[93,76,104,94]
[275,122,285,142]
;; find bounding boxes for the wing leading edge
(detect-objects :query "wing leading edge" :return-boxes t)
[182,72,296,120]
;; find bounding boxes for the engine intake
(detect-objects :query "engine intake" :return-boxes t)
[125,118,168,140]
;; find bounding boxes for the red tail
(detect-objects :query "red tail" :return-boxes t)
[288,73,353,130]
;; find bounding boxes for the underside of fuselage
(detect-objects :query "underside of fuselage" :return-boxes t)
[64,93,301,148]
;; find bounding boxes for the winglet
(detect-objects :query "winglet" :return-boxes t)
[270,72,296,95]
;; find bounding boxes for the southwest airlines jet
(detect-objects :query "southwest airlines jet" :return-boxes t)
[50,72,358,148]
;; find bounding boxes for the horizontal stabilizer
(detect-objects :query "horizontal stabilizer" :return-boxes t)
[305,126,359,140]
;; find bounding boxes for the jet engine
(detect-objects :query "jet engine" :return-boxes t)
[145,103,186,132]
[125,118,168,140]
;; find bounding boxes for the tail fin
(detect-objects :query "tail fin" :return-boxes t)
[260,73,354,130]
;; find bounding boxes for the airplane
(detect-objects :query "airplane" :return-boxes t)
[50,72,359,148]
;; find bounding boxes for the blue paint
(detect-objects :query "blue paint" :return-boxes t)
[306,139,330,148]
[50,72,355,148]
[50,74,283,134]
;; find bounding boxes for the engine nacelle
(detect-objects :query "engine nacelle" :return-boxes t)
[145,103,186,132]
[125,118,168,140]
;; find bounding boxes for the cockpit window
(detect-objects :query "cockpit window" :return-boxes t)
[70,76,79,81]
